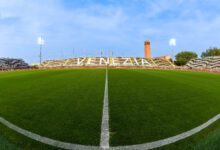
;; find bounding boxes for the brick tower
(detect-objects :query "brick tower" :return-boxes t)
[144,40,151,58]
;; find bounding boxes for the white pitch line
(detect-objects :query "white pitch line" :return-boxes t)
[0,114,220,150]
[111,114,220,150]
[100,69,110,149]
[0,117,100,150]
[0,68,219,150]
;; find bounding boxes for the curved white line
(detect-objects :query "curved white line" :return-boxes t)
[111,114,220,150]
[0,117,101,150]
[0,114,219,150]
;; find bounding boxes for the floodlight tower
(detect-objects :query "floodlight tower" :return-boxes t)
[169,38,176,63]
[37,36,45,64]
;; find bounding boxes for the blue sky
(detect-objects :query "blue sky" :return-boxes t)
[0,0,220,63]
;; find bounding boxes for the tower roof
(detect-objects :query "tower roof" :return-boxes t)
[145,40,150,45]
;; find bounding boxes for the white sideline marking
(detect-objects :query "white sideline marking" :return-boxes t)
[100,69,110,149]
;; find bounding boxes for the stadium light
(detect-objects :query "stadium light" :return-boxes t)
[169,38,176,63]
[37,37,45,64]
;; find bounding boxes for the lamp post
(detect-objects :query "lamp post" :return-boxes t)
[169,38,176,63]
[37,37,45,65]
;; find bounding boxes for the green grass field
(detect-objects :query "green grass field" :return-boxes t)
[108,69,220,149]
[192,128,220,150]
[0,69,106,148]
[0,134,20,150]
[0,68,220,150]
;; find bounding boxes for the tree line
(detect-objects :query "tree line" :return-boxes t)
[174,47,220,66]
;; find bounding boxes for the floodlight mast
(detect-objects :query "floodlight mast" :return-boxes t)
[40,44,42,64]
[169,38,176,63]
[171,46,174,63]
[37,37,44,65]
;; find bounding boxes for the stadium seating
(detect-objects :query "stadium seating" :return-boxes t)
[186,56,220,69]
[0,58,29,70]
[153,58,174,67]
[40,57,174,68]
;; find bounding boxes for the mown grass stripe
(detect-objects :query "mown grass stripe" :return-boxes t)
[100,69,110,149]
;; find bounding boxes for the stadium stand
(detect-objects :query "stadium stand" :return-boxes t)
[186,56,220,69]
[153,58,174,67]
[40,57,174,68]
[0,58,29,70]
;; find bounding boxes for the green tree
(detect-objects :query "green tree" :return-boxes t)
[201,47,220,58]
[175,51,197,66]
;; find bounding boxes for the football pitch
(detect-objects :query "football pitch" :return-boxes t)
[0,68,220,150]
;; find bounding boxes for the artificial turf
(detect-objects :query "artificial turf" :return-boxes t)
[0,69,106,148]
[108,69,220,148]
